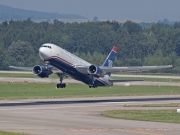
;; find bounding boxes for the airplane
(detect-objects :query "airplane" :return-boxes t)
[10,43,173,88]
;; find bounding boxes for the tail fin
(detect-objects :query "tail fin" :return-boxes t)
[102,46,118,76]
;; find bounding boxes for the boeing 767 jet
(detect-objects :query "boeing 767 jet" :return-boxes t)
[10,43,172,88]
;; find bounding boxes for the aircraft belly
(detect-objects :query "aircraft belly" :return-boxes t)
[48,58,90,84]
[48,58,109,87]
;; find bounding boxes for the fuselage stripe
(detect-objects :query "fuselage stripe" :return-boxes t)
[46,56,74,67]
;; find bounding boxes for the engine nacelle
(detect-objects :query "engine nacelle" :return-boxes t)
[87,65,103,77]
[32,65,53,78]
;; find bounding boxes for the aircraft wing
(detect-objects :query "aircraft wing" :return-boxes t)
[9,66,33,71]
[9,65,59,72]
[100,65,173,74]
[75,65,173,74]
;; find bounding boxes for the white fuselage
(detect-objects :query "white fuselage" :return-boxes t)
[39,43,91,66]
[39,43,112,87]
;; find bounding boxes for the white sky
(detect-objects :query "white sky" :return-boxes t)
[0,0,180,21]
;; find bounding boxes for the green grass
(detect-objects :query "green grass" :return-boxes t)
[0,73,37,78]
[102,110,180,123]
[0,131,28,135]
[124,103,180,107]
[0,83,180,100]
[112,76,180,82]
[0,73,59,79]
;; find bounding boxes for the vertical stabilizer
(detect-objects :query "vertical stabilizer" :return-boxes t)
[102,46,118,76]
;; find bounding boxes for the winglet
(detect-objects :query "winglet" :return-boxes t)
[113,46,118,53]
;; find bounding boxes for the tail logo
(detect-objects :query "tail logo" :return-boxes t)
[108,60,113,67]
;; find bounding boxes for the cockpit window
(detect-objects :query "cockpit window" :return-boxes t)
[42,45,51,49]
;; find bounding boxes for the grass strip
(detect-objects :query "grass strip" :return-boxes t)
[112,76,180,82]
[0,130,28,135]
[0,73,37,78]
[0,73,59,79]
[102,110,180,123]
[0,83,180,100]
[124,103,180,107]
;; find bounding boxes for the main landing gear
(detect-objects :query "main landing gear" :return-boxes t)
[56,73,66,88]
[57,83,66,88]
[89,85,97,88]
[89,75,97,88]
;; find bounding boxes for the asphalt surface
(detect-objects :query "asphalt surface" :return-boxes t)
[1,77,180,87]
[1,70,180,86]
[0,95,180,135]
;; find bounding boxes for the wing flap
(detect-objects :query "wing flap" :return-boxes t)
[74,65,89,74]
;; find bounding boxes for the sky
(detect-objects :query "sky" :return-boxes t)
[0,0,180,22]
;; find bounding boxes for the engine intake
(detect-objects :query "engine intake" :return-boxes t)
[88,65,103,77]
[33,65,53,78]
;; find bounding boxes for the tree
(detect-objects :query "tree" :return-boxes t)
[0,42,4,69]
[4,40,37,67]
[93,16,98,22]
[174,22,180,29]
[123,21,142,34]
[0,19,178,73]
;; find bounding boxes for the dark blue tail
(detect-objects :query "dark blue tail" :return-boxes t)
[102,46,118,76]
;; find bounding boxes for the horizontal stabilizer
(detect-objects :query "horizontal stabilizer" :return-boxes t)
[109,79,144,82]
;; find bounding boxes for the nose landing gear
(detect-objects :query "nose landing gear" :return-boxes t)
[56,73,67,88]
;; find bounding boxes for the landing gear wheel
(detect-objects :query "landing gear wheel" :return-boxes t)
[56,73,67,88]
[56,83,66,88]
[89,85,97,88]
[88,75,97,88]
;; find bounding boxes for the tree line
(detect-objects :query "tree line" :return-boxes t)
[0,19,180,73]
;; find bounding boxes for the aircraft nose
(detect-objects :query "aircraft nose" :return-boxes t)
[39,47,48,60]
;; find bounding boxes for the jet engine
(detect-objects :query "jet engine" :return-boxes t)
[87,65,103,77]
[33,65,53,78]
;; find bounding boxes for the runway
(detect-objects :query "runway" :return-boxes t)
[1,77,180,86]
[1,70,180,86]
[0,95,180,135]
